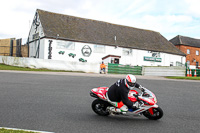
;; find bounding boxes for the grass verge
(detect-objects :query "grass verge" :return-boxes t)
[166,76,200,80]
[0,128,39,133]
[0,63,83,73]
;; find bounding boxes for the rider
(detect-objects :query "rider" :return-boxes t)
[107,74,145,112]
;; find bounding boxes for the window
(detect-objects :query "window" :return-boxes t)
[196,50,199,56]
[123,48,132,56]
[56,41,75,50]
[187,61,190,66]
[152,52,160,58]
[176,61,184,66]
[93,45,105,53]
[32,33,39,40]
[170,62,173,66]
[196,62,199,69]
[187,49,190,54]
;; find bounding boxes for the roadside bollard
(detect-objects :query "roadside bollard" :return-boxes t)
[194,69,197,77]
[189,69,192,77]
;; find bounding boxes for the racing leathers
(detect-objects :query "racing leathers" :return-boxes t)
[107,79,143,109]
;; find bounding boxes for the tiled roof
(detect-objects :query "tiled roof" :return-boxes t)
[170,35,200,48]
[37,9,185,56]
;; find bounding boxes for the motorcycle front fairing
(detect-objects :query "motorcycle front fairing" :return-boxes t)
[139,89,158,115]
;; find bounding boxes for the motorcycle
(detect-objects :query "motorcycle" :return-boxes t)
[90,87,163,120]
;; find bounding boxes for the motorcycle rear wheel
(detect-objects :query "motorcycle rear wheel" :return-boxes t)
[143,107,163,120]
[92,99,110,116]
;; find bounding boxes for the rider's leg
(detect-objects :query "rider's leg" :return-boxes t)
[106,94,128,112]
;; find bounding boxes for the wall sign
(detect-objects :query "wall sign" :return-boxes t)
[32,33,39,40]
[144,56,162,62]
[68,53,76,58]
[81,45,92,57]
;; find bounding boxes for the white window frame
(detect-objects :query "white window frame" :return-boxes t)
[196,50,199,56]
[187,49,190,54]
[152,52,160,58]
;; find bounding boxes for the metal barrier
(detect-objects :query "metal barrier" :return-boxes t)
[108,63,142,75]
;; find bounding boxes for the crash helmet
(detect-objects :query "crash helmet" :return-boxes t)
[125,74,136,90]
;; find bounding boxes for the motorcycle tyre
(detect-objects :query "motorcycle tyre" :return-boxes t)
[92,99,110,116]
[143,107,163,120]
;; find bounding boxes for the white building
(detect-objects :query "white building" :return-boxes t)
[27,9,186,67]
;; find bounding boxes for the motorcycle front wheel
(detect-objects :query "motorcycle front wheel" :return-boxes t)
[92,99,110,116]
[143,107,163,120]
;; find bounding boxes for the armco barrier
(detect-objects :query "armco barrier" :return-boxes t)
[108,63,142,75]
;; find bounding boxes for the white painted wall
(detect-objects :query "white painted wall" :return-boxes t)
[28,11,45,42]
[0,56,100,73]
[189,65,196,69]
[29,38,186,67]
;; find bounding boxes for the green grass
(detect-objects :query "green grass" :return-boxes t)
[0,128,38,133]
[166,76,200,80]
[0,63,83,73]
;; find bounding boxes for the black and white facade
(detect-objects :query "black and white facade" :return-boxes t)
[28,9,186,67]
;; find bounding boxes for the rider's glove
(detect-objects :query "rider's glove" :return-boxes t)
[133,94,139,100]
[139,85,145,92]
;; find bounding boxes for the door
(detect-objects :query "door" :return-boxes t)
[114,58,119,64]
[196,62,199,69]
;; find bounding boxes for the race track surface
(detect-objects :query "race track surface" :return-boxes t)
[0,71,199,133]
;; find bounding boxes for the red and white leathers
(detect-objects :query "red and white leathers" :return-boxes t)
[107,75,145,112]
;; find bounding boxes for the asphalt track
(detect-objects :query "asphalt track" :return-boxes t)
[0,71,200,133]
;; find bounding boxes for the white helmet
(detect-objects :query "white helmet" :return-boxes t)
[125,74,136,90]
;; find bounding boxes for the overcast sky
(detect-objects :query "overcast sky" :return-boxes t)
[0,0,200,44]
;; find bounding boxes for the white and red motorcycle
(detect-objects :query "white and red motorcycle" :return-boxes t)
[90,87,163,120]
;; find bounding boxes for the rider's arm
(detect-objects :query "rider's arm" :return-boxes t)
[135,83,146,92]
[120,88,134,109]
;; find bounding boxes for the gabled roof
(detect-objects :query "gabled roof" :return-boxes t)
[37,9,185,56]
[102,55,121,60]
[170,35,200,48]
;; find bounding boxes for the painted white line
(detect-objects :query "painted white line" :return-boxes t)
[0,127,55,133]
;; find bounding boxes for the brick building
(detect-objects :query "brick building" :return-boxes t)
[170,35,200,69]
